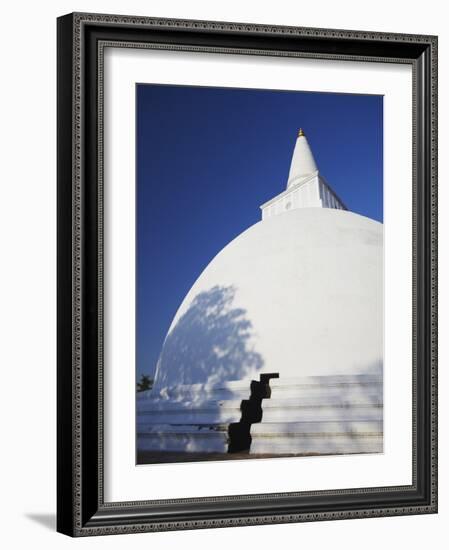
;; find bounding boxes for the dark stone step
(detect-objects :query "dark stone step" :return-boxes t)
[228,373,279,454]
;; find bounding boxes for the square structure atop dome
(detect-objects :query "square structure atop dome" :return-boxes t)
[260,129,346,220]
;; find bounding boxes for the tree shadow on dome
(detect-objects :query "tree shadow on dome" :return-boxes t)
[155,285,264,389]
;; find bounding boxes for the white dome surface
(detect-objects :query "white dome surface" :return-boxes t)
[154,208,383,390]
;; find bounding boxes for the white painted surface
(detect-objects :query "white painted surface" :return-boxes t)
[261,174,346,218]
[287,132,318,187]
[2,2,447,550]
[250,436,383,454]
[252,374,382,454]
[154,208,383,389]
[137,373,382,454]
[139,429,229,453]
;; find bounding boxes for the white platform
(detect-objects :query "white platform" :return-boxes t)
[137,373,383,457]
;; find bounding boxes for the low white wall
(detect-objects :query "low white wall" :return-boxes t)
[137,373,383,456]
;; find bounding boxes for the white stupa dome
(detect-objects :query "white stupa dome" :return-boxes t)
[154,207,383,390]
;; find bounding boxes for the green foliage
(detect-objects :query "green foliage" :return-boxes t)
[137,374,154,392]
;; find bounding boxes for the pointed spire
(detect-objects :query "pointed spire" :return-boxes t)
[287,129,318,189]
[260,127,346,219]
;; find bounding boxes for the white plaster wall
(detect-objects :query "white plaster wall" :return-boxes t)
[261,175,321,218]
[137,372,383,454]
[318,179,346,209]
[155,208,383,389]
[262,175,345,219]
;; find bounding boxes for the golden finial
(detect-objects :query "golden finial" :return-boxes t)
[298,128,305,137]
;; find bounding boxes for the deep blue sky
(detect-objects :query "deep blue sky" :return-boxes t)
[136,84,383,379]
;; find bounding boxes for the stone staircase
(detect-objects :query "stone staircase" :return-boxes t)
[137,373,383,456]
[137,379,253,453]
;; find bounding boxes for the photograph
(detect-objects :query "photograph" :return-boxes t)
[135,84,384,465]
[53,9,437,538]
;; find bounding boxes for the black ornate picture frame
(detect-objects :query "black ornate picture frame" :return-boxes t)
[57,12,438,536]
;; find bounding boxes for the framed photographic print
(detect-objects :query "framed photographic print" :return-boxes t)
[57,12,438,536]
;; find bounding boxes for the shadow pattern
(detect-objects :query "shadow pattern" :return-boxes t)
[228,373,279,453]
[155,285,264,388]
